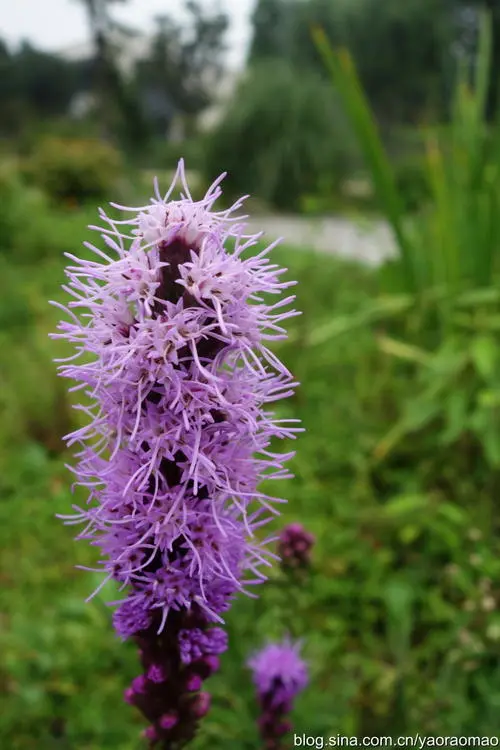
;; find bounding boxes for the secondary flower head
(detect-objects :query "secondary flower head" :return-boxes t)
[248,638,308,704]
[278,522,315,569]
[52,160,300,746]
[248,638,308,749]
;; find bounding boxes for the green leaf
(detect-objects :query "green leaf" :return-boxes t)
[403,396,442,431]
[456,287,500,308]
[441,389,469,444]
[307,295,412,347]
[374,396,441,460]
[436,502,467,526]
[470,334,498,380]
[470,407,500,466]
[383,494,431,520]
[399,524,421,545]
[312,28,416,293]
[483,423,500,467]
[478,389,500,407]
[377,335,431,365]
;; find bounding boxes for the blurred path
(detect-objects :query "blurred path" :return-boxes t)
[247,215,396,266]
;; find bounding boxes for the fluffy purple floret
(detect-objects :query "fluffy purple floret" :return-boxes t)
[113,596,152,639]
[248,638,308,703]
[52,159,300,635]
[147,664,167,683]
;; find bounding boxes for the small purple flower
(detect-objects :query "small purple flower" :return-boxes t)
[143,726,158,742]
[159,712,178,730]
[131,674,147,695]
[278,522,315,569]
[147,664,167,683]
[113,597,152,639]
[200,654,220,675]
[185,674,202,692]
[52,160,300,746]
[178,626,228,664]
[248,638,308,750]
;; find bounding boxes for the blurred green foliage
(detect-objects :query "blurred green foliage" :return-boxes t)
[0,39,88,138]
[316,11,500,298]
[393,157,431,213]
[0,167,97,265]
[250,0,457,124]
[23,136,123,205]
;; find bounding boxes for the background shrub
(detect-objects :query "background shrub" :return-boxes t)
[0,164,48,253]
[203,61,357,211]
[24,136,123,205]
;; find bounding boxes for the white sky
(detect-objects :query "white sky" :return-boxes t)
[2,0,254,68]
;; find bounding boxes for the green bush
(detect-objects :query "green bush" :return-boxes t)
[0,169,96,264]
[284,267,500,734]
[203,60,357,211]
[24,136,122,204]
[0,164,48,253]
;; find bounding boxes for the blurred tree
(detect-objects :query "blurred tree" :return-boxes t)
[341,0,452,124]
[15,43,84,118]
[74,0,146,147]
[248,0,297,61]
[134,1,229,135]
[0,40,18,134]
[0,40,85,136]
[248,0,457,125]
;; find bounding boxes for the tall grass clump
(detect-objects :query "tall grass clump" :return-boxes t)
[315,12,500,304]
[303,12,500,735]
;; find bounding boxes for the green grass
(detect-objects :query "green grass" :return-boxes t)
[2,199,500,748]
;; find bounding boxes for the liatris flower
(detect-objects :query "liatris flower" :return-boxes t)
[278,522,315,570]
[248,638,308,749]
[52,160,300,746]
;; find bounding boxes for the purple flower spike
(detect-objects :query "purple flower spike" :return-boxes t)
[248,638,308,750]
[159,712,178,730]
[52,160,300,747]
[278,522,315,569]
